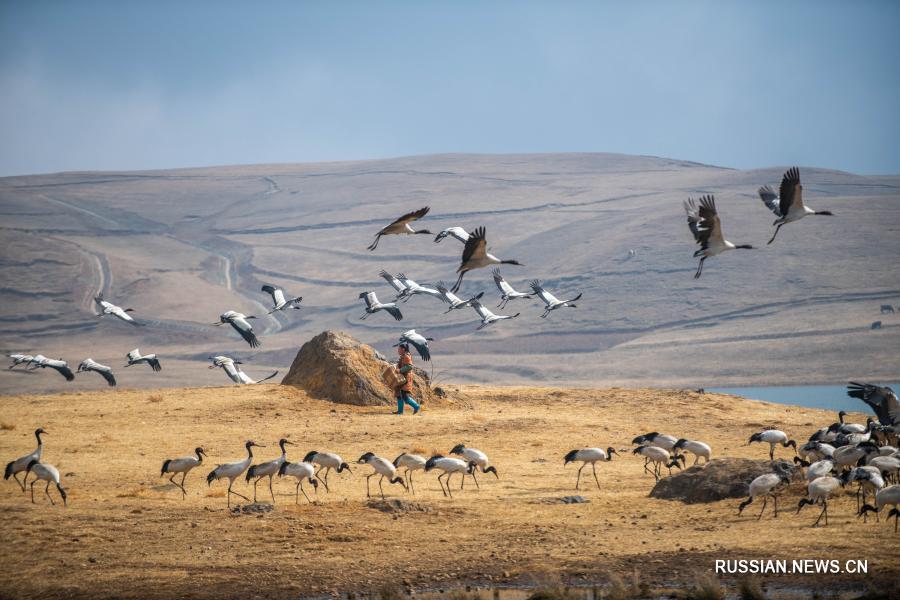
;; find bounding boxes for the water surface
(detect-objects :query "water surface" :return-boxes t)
[710,384,898,414]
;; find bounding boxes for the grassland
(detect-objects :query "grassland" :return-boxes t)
[0,385,896,599]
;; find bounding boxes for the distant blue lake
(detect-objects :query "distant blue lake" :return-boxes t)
[710,384,899,414]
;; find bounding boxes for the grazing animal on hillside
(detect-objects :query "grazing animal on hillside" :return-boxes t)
[246,438,294,503]
[434,226,470,244]
[758,167,834,245]
[214,310,260,348]
[368,207,431,251]
[77,358,116,387]
[748,430,797,461]
[424,455,476,498]
[94,292,140,325]
[206,440,263,507]
[395,329,433,362]
[797,475,841,527]
[24,460,66,506]
[261,284,302,313]
[303,451,352,492]
[452,226,522,293]
[357,452,407,499]
[847,382,899,426]
[125,348,161,372]
[469,300,519,330]
[208,355,278,385]
[393,453,427,495]
[530,279,582,318]
[29,356,75,381]
[359,291,403,321]
[684,195,753,278]
[4,428,46,491]
[493,268,533,309]
[277,460,319,504]
[435,282,484,313]
[564,447,617,490]
[738,471,791,520]
[160,447,206,498]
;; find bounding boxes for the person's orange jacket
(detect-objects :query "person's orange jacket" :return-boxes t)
[397,353,413,392]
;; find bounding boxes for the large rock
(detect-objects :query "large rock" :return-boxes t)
[281,330,439,406]
[649,458,797,504]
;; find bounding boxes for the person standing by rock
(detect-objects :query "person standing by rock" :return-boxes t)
[394,344,420,415]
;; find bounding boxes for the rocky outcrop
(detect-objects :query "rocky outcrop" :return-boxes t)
[281,330,439,406]
[649,458,797,504]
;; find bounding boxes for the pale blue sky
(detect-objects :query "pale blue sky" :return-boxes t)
[1,1,899,176]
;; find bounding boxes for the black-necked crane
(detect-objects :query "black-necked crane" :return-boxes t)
[393,453,426,494]
[246,438,294,503]
[631,432,678,452]
[214,310,260,348]
[469,299,519,330]
[672,439,712,465]
[379,269,410,299]
[493,268,533,309]
[841,466,884,515]
[160,447,207,498]
[434,226,470,244]
[24,460,66,506]
[633,446,683,481]
[748,429,797,460]
[357,452,407,499]
[261,284,302,313]
[758,167,834,245]
[395,273,442,301]
[367,206,431,251]
[4,428,46,491]
[77,358,116,387]
[208,355,278,385]
[738,471,791,520]
[29,355,75,381]
[450,444,499,489]
[684,195,753,279]
[395,329,433,362]
[832,441,879,470]
[206,440,263,507]
[451,226,522,293]
[797,475,841,526]
[847,382,899,427]
[359,291,403,321]
[303,451,352,492]
[424,455,476,498]
[802,457,836,482]
[435,282,483,313]
[278,460,319,504]
[94,292,140,325]
[859,484,900,532]
[836,411,868,434]
[564,447,617,490]
[529,280,582,318]
[125,348,161,372]
[7,354,33,369]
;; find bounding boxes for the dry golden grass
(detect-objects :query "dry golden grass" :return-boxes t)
[0,422,14,430]
[0,384,896,599]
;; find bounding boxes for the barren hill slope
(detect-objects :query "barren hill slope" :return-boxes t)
[1,153,898,394]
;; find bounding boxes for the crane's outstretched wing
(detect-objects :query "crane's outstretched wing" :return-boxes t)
[779,167,802,215]
[757,185,782,217]
[387,206,430,227]
[460,227,487,266]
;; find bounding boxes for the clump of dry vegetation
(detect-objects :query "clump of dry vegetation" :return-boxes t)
[681,573,725,600]
[147,394,164,403]
[0,422,15,431]
[738,577,766,600]
[606,569,649,600]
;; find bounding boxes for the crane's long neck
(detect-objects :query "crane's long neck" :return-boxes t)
[279,441,288,458]
[195,450,204,463]
[246,444,254,460]
[34,431,43,451]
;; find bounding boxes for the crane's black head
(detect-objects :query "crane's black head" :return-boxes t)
[735,245,754,250]
[501,260,523,266]
[563,450,579,465]
[278,438,294,451]
[449,444,466,455]
[246,440,263,449]
[858,504,877,518]
[793,456,810,467]
[337,462,352,473]
[815,211,834,216]
[838,410,848,421]
[309,477,319,489]
[124,308,135,312]
[786,440,797,452]
[484,466,499,478]
[58,484,67,506]
[195,447,206,458]
[606,447,618,460]
[632,446,646,455]
[737,497,753,515]
[797,498,815,513]
[303,451,318,463]
[357,452,375,464]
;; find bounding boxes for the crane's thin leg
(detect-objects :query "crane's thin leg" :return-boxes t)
[251,477,260,503]
[592,463,601,491]
[12,473,25,492]
[772,494,778,518]
[228,479,249,505]
[451,271,465,294]
[575,464,584,490]
[295,482,301,504]
[408,471,415,495]
[365,474,372,498]
[445,473,454,498]
[642,461,654,477]
[757,496,767,520]
[30,480,36,503]
[769,446,775,461]
[768,224,783,245]
[268,475,275,503]
[437,474,447,497]
[300,481,312,504]
[45,481,54,505]
[181,472,189,497]
[694,257,705,279]
[813,502,827,527]
[378,475,385,500]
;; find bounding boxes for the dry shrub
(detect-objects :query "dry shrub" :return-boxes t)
[606,568,648,600]
[683,573,724,600]
[374,583,403,600]
[116,485,149,498]
[147,394,164,403]
[206,490,226,498]
[410,446,428,455]
[0,422,15,431]
[738,577,766,600]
